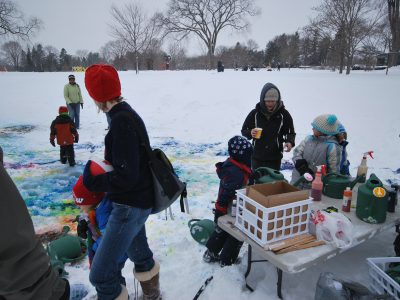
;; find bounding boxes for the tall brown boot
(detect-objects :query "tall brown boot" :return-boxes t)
[134,261,161,300]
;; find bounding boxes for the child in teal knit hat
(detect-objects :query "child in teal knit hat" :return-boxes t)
[290,114,342,188]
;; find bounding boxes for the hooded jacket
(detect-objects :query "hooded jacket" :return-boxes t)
[50,114,78,146]
[241,83,296,161]
[215,158,252,214]
[290,135,342,185]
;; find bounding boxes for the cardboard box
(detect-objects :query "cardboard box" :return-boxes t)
[235,181,312,245]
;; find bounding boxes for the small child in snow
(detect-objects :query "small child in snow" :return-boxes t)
[50,106,79,166]
[290,114,342,188]
[203,135,253,266]
[72,160,127,271]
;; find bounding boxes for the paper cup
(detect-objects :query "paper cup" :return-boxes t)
[254,128,263,139]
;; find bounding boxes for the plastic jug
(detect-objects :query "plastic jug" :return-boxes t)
[322,173,364,199]
[356,173,388,224]
[255,167,286,184]
[188,219,215,245]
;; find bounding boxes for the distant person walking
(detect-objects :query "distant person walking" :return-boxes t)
[241,82,296,171]
[64,74,83,129]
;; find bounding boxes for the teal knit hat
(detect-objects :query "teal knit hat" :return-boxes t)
[311,114,340,135]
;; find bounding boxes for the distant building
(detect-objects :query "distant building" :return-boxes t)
[376,53,400,66]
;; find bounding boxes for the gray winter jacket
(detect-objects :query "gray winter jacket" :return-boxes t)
[290,135,342,187]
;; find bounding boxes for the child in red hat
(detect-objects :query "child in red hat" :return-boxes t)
[50,106,79,166]
[73,160,127,268]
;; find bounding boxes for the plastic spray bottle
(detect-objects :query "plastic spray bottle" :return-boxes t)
[311,165,323,201]
[342,187,352,212]
[356,151,374,183]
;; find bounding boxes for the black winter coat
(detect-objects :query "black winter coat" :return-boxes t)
[87,101,154,209]
[241,103,295,161]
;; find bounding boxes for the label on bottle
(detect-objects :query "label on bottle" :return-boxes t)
[373,187,386,198]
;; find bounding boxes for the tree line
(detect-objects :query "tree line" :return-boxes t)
[1,0,399,74]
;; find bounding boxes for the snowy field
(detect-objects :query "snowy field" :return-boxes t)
[0,67,399,299]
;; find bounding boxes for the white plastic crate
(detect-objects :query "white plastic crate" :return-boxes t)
[367,257,400,299]
[235,188,312,246]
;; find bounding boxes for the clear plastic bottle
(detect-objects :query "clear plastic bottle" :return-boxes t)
[342,187,352,212]
[357,151,373,183]
[231,200,237,217]
[311,166,323,201]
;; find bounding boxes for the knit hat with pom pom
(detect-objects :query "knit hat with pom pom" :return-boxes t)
[311,114,340,136]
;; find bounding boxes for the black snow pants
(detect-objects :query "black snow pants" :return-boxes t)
[206,212,243,266]
[60,145,75,166]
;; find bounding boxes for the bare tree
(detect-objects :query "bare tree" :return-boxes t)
[1,40,22,69]
[109,2,161,74]
[0,0,41,38]
[161,0,260,69]
[311,0,384,74]
[101,40,127,63]
[388,0,400,66]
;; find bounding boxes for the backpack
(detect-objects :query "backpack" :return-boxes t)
[148,148,186,214]
[128,114,187,214]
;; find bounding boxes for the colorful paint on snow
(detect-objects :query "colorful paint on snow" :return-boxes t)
[0,126,224,230]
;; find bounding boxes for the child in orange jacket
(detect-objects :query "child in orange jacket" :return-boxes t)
[50,106,79,166]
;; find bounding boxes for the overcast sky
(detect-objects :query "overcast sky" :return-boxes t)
[12,0,320,56]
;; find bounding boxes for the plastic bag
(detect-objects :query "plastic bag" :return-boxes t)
[315,272,390,300]
[312,210,353,248]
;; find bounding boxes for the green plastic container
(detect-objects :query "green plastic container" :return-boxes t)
[47,234,86,263]
[255,167,286,184]
[188,219,215,245]
[356,173,388,224]
[322,173,365,199]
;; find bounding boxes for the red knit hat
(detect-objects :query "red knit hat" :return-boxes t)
[59,106,68,114]
[84,64,121,103]
[72,160,114,206]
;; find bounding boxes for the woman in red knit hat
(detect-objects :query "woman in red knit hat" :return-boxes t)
[83,64,160,300]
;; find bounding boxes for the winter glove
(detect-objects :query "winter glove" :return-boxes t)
[83,160,95,189]
[50,139,56,147]
[213,206,226,223]
[295,159,310,176]
[74,135,79,143]
[77,219,88,239]
[80,103,83,109]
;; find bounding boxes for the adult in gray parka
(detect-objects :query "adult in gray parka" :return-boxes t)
[290,114,342,188]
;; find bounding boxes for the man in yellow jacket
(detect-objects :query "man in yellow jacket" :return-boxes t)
[64,74,83,129]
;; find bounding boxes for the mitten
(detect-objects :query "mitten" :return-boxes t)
[295,159,309,175]
[83,160,94,189]
[77,219,88,239]
[50,139,55,147]
[80,103,83,109]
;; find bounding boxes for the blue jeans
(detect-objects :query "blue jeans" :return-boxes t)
[89,203,154,300]
[67,103,81,128]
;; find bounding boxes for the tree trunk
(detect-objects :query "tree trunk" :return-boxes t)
[339,52,344,74]
[135,52,139,74]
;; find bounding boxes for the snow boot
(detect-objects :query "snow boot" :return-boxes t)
[203,249,220,263]
[134,261,161,300]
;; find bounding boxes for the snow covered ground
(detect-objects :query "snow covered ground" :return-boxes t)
[0,67,399,299]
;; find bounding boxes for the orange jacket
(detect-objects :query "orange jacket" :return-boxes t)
[50,114,78,146]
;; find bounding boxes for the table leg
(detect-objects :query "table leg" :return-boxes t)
[277,268,283,299]
[245,244,254,292]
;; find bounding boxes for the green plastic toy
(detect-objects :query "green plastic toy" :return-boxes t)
[188,219,215,245]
